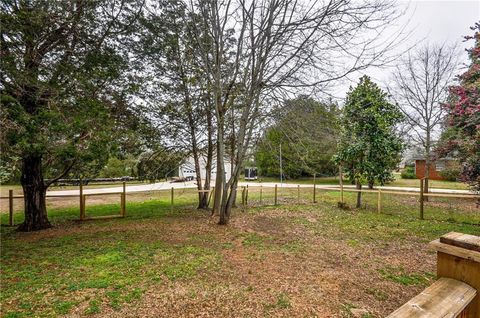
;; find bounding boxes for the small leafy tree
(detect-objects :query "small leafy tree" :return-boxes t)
[334,76,404,207]
[441,23,480,193]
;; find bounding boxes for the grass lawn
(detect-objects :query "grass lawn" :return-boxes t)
[1,189,479,317]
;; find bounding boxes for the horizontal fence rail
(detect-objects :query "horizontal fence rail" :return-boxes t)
[1,180,478,226]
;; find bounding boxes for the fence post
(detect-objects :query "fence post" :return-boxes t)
[121,181,126,217]
[377,188,381,213]
[241,187,246,211]
[339,166,344,205]
[297,185,300,204]
[274,184,278,205]
[171,187,174,213]
[79,180,85,220]
[420,178,424,220]
[260,186,263,205]
[8,189,13,226]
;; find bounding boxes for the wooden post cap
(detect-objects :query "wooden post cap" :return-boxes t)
[439,232,480,252]
[430,232,480,263]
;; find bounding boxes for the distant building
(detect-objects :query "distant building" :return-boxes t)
[178,155,232,182]
[414,158,457,180]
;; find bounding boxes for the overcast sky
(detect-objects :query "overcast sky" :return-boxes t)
[331,0,480,100]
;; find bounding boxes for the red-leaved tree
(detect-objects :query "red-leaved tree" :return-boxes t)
[441,22,480,193]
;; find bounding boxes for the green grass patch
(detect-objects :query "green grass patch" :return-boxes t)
[0,202,221,317]
[378,266,435,286]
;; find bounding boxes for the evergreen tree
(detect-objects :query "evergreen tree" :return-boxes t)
[334,76,404,207]
[0,0,143,231]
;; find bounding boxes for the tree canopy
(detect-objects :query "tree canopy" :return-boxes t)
[255,96,339,179]
[0,0,144,230]
[440,23,480,193]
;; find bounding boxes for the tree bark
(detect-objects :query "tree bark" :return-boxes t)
[368,180,374,189]
[215,113,226,221]
[17,155,51,231]
[356,178,362,208]
[202,101,214,210]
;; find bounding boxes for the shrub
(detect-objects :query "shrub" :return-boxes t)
[439,167,461,182]
[401,166,416,179]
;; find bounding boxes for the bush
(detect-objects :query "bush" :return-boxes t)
[401,166,416,179]
[439,167,461,182]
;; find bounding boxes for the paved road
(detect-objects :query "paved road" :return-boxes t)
[46,181,475,196]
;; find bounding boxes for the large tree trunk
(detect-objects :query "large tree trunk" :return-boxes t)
[202,103,214,210]
[18,155,51,231]
[356,178,362,208]
[191,148,204,209]
[214,115,226,221]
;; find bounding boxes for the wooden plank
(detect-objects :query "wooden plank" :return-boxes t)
[83,192,124,196]
[430,239,480,263]
[424,192,480,199]
[440,232,480,252]
[386,277,476,318]
[81,215,124,221]
[1,188,478,200]
[321,187,418,195]
[437,252,480,318]
[319,187,479,198]
[0,195,24,199]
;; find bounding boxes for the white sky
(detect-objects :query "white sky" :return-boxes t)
[330,0,480,100]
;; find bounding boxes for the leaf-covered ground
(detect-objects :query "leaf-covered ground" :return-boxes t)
[1,190,479,317]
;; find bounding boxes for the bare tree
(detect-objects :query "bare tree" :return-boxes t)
[135,1,216,209]
[389,43,459,195]
[188,0,409,224]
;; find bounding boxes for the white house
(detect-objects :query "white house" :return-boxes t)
[178,155,232,182]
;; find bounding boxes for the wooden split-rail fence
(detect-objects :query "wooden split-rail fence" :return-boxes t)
[1,178,479,226]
